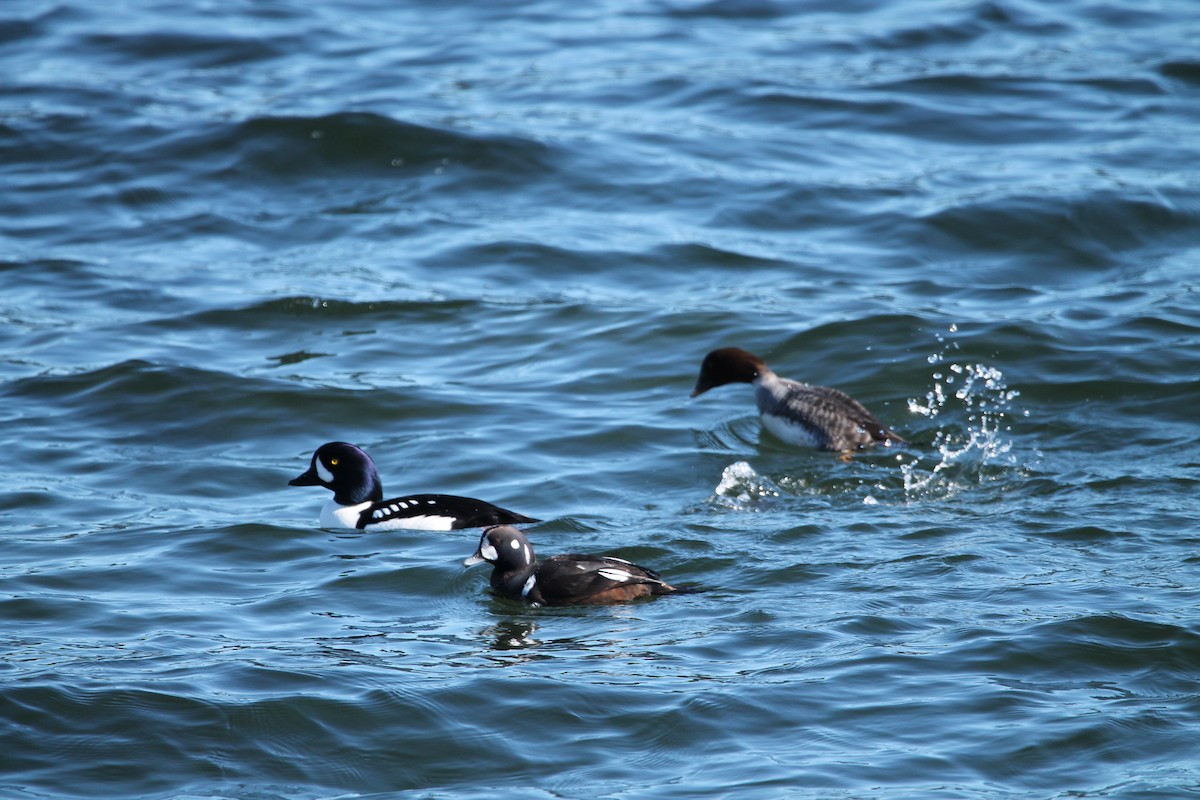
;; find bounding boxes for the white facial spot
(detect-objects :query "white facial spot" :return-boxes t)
[480,542,499,562]
[315,459,335,483]
[509,539,521,550]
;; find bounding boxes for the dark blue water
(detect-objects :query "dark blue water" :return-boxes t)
[3,1,1199,797]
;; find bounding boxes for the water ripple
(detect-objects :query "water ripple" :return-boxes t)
[3,0,1199,797]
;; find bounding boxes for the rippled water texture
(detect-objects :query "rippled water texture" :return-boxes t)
[2,1,1199,798]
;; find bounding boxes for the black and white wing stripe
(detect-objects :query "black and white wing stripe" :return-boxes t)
[357,493,539,531]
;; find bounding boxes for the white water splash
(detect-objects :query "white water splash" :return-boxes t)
[898,324,1028,500]
[714,460,782,506]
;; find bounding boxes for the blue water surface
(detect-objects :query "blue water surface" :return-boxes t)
[2,1,1199,798]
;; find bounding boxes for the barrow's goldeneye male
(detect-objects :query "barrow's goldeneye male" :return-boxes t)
[289,442,539,531]
[691,347,905,452]
[463,525,698,606]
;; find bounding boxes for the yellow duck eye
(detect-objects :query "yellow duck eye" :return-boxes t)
[329,458,339,466]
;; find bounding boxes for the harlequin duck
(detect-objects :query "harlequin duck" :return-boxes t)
[691,347,905,452]
[289,442,539,531]
[463,525,697,606]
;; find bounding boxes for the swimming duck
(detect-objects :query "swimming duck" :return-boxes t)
[691,347,904,452]
[463,525,696,606]
[289,442,539,531]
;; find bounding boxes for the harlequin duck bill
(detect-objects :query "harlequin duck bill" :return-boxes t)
[289,442,540,531]
[463,525,698,606]
[691,347,905,452]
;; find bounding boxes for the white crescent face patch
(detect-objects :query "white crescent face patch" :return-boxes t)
[315,458,335,484]
[479,540,499,562]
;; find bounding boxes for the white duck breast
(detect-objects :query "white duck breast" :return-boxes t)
[758,407,825,449]
[321,500,373,530]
